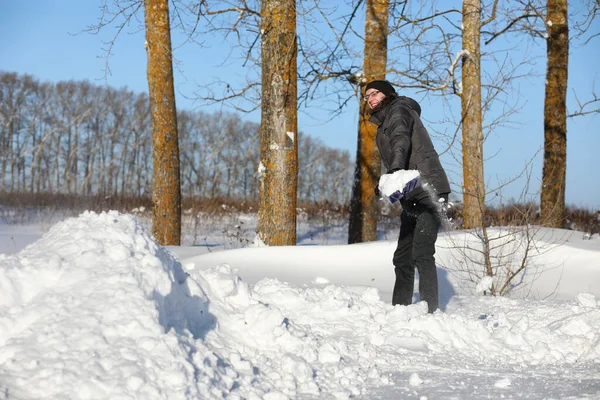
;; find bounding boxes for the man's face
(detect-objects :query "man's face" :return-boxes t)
[364,89,386,110]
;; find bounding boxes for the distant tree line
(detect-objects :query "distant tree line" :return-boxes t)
[0,72,353,205]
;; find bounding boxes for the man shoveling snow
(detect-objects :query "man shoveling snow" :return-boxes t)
[365,79,451,313]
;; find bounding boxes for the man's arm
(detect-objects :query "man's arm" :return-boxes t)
[385,105,413,172]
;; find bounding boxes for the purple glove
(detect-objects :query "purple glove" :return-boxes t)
[388,190,403,204]
[387,176,420,204]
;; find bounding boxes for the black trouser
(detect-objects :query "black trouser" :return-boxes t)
[392,202,441,313]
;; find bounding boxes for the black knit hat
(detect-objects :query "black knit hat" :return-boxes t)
[365,80,396,97]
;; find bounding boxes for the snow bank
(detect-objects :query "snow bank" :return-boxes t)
[1,211,599,400]
[0,211,237,399]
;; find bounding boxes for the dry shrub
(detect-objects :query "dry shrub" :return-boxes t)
[446,200,599,235]
[565,206,600,236]
[2,192,597,236]
[0,192,152,213]
[182,196,258,215]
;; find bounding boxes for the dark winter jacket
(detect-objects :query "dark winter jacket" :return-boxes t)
[370,96,451,203]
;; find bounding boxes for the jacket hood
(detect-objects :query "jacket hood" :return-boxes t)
[397,96,421,116]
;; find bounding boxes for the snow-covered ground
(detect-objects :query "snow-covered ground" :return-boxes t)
[1,210,599,399]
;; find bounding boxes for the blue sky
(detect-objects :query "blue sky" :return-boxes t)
[1,1,599,208]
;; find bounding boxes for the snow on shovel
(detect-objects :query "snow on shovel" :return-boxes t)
[378,170,421,204]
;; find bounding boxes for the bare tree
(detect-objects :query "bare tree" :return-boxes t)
[127,93,152,197]
[185,1,262,110]
[0,73,27,192]
[484,0,598,227]
[257,0,299,245]
[540,0,568,228]
[144,0,182,245]
[348,0,388,244]
[461,0,485,229]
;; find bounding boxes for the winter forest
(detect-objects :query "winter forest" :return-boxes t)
[2,0,599,247]
[0,72,352,204]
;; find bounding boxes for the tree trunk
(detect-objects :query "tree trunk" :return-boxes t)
[540,0,568,228]
[257,0,298,246]
[144,0,181,245]
[461,0,485,229]
[348,0,388,244]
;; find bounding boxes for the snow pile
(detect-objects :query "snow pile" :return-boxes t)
[1,211,599,399]
[0,212,395,399]
[195,268,395,399]
[0,211,237,399]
